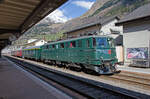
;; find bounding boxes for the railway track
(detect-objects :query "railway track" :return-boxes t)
[120,71,150,80]
[111,73,150,85]
[100,74,150,91]
[6,56,150,99]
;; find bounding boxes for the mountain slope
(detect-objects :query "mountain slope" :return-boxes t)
[91,0,150,17]
[81,0,110,18]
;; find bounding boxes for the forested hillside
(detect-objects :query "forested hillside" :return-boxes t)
[91,0,150,17]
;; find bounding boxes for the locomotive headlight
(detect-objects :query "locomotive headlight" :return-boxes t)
[100,57,103,62]
[105,62,110,66]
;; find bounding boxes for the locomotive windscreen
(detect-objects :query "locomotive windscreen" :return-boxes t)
[96,38,107,48]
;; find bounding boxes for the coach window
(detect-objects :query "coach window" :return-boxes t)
[61,43,64,48]
[56,44,58,49]
[86,39,90,48]
[49,45,51,49]
[52,45,55,48]
[46,45,49,49]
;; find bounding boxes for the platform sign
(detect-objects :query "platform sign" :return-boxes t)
[127,47,148,59]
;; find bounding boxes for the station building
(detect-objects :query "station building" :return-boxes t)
[6,39,47,53]
[116,4,150,67]
[25,39,47,47]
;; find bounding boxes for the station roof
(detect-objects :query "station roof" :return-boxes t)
[116,3,150,26]
[0,0,67,49]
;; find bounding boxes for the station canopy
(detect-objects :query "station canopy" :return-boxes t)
[0,0,67,48]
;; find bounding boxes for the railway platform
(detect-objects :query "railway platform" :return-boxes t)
[117,65,150,74]
[0,57,71,99]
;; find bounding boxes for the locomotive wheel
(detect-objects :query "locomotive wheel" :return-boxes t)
[83,68,100,76]
[74,67,82,72]
[83,68,92,74]
[57,64,63,68]
[43,60,46,64]
[69,66,82,72]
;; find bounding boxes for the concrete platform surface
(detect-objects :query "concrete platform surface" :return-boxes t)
[0,57,71,99]
[117,65,150,74]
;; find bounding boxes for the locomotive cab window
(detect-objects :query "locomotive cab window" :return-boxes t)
[107,38,115,48]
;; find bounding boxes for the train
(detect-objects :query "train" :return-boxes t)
[11,35,118,74]
[11,50,22,57]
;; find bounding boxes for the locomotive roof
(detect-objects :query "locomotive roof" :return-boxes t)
[44,35,111,46]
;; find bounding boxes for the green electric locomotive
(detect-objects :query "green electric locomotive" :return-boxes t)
[41,35,118,74]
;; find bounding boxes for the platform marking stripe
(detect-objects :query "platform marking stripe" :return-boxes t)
[5,57,72,99]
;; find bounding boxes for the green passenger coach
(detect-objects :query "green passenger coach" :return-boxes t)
[41,35,118,74]
[22,46,42,61]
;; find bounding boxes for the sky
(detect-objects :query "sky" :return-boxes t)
[46,0,96,23]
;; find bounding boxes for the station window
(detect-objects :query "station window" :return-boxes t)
[93,38,96,47]
[86,40,90,48]
[78,40,82,47]
[61,43,64,48]
[70,41,76,48]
